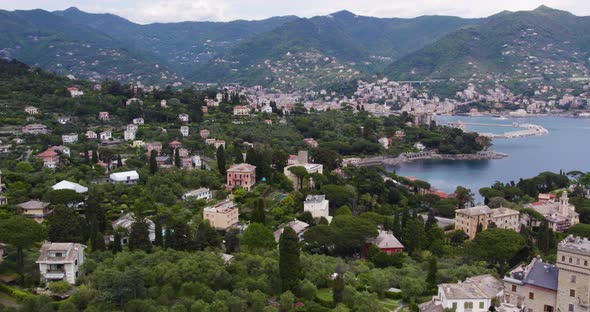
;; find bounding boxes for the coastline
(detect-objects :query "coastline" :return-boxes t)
[353,150,508,167]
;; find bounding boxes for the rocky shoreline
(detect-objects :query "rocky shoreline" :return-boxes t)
[355,151,508,167]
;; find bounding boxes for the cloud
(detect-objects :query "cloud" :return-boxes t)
[0,0,589,23]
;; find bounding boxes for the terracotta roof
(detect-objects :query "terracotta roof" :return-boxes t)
[36,149,58,158]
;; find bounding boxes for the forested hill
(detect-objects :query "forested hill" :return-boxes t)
[384,6,590,80]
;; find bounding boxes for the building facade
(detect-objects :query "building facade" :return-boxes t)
[455,205,520,240]
[37,242,85,285]
[304,195,332,223]
[203,200,239,230]
[227,163,256,191]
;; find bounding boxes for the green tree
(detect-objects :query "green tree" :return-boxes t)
[426,256,438,289]
[0,216,46,274]
[454,186,474,209]
[128,219,152,252]
[153,217,163,247]
[279,227,301,293]
[47,206,84,243]
[92,231,106,251]
[117,154,123,168]
[112,230,123,254]
[470,228,525,275]
[333,263,345,304]
[402,217,426,255]
[174,148,181,168]
[195,220,220,250]
[216,146,227,178]
[166,220,192,251]
[330,215,378,255]
[149,150,158,174]
[241,223,275,252]
[251,198,266,224]
[537,219,556,254]
[225,228,240,253]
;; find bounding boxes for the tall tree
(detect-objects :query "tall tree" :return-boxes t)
[0,216,46,275]
[91,149,98,164]
[426,256,438,289]
[149,150,158,174]
[166,220,192,251]
[241,223,275,252]
[174,148,181,168]
[455,186,474,209]
[251,198,266,224]
[117,154,123,168]
[112,230,122,254]
[92,231,106,251]
[537,219,556,254]
[332,262,345,304]
[47,206,84,243]
[279,227,301,293]
[224,228,240,253]
[153,217,163,247]
[128,219,152,252]
[470,228,525,276]
[195,220,220,250]
[216,146,226,179]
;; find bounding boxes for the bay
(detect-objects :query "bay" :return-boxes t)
[387,116,590,203]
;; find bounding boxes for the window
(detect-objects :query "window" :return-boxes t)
[570,289,576,297]
[586,260,588,266]
[452,303,457,310]
[74,259,78,266]
[464,302,473,310]
[479,302,484,309]
[529,292,535,300]
[570,257,573,263]
[571,275,577,283]
[528,309,533,312]
[562,256,566,261]
[544,305,554,312]
[512,285,517,292]
[569,304,575,312]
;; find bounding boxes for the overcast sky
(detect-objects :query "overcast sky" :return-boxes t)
[1,0,589,24]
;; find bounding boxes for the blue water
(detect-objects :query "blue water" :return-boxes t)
[388,116,590,203]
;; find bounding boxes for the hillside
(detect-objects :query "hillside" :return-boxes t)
[0,9,182,85]
[197,11,481,88]
[385,6,590,80]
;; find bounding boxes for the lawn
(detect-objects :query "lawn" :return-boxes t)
[379,298,400,311]
[316,288,333,303]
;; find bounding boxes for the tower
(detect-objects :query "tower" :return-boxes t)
[559,191,570,217]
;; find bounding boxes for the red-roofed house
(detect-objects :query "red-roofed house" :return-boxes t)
[227,163,256,191]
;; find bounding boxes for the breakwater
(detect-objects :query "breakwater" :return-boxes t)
[354,151,508,167]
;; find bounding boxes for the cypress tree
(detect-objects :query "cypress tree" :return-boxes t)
[216,146,226,178]
[128,219,152,252]
[91,149,98,164]
[333,262,345,304]
[149,149,158,174]
[392,209,402,238]
[154,218,163,247]
[117,154,123,168]
[174,148,181,168]
[426,256,438,289]
[84,148,90,164]
[279,227,301,293]
[93,232,106,251]
[112,231,122,254]
[251,198,266,224]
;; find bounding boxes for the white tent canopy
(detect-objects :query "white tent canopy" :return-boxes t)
[51,180,88,193]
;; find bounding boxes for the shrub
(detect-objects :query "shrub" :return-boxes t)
[49,281,72,295]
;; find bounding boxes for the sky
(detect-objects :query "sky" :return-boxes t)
[1,0,589,24]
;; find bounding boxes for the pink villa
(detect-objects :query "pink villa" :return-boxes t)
[145,142,163,155]
[200,129,210,139]
[227,163,256,191]
[98,112,109,121]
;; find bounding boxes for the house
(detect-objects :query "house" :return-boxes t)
[132,140,145,148]
[62,133,78,145]
[203,200,239,230]
[274,220,310,242]
[264,119,273,125]
[98,112,109,121]
[261,104,273,113]
[169,140,182,150]
[86,130,97,139]
[503,257,558,311]
[454,205,520,240]
[51,180,88,194]
[52,145,71,157]
[233,105,250,116]
[0,196,7,205]
[178,148,189,158]
[156,155,170,167]
[284,163,323,190]
[420,274,503,312]
[415,142,426,151]
[192,156,202,168]
[227,163,256,191]
[304,195,332,223]
[67,87,84,97]
[200,129,210,139]
[0,144,10,154]
[180,126,189,137]
[303,138,318,148]
[378,137,390,149]
[99,131,112,141]
[57,116,71,125]
[22,124,49,134]
[111,213,156,243]
[124,130,136,141]
[183,188,212,201]
[145,142,163,155]
[178,113,189,123]
[395,131,406,138]
[25,106,39,115]
[35,149,60,168]
[126,98,143,106]
[109,171,139,184]
[126,124,138,133]
[160,100,167,108]
[37,242,85,285]
[526,192,579,232]
[132,117,144,125]
[365,230,404,256]
[555,235,590,312]
[214,140,226,150]
[17,200,51,223]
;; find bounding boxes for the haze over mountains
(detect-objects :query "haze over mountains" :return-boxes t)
[0,6,588,89]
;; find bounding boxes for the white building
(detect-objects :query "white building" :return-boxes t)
[109,171,139,184]
[192,156,202,168]
[25,106,39,115]
[51,180,88,193]
[420,275,503,312]
[111,213,156,243]
[61,133,79,145]
[100,131,112,141]
[304,195,332,223]
[86,131,97,140]
[378,137,390,149]
[37,242,85,285]
[183,188,212,201]
[132,118,144,125]
[261,104,273,113]
[180,126,189,137]
[68,87,84,97]
[124,130,136,141]
[178,113,189,123]
[233,105,250,116]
